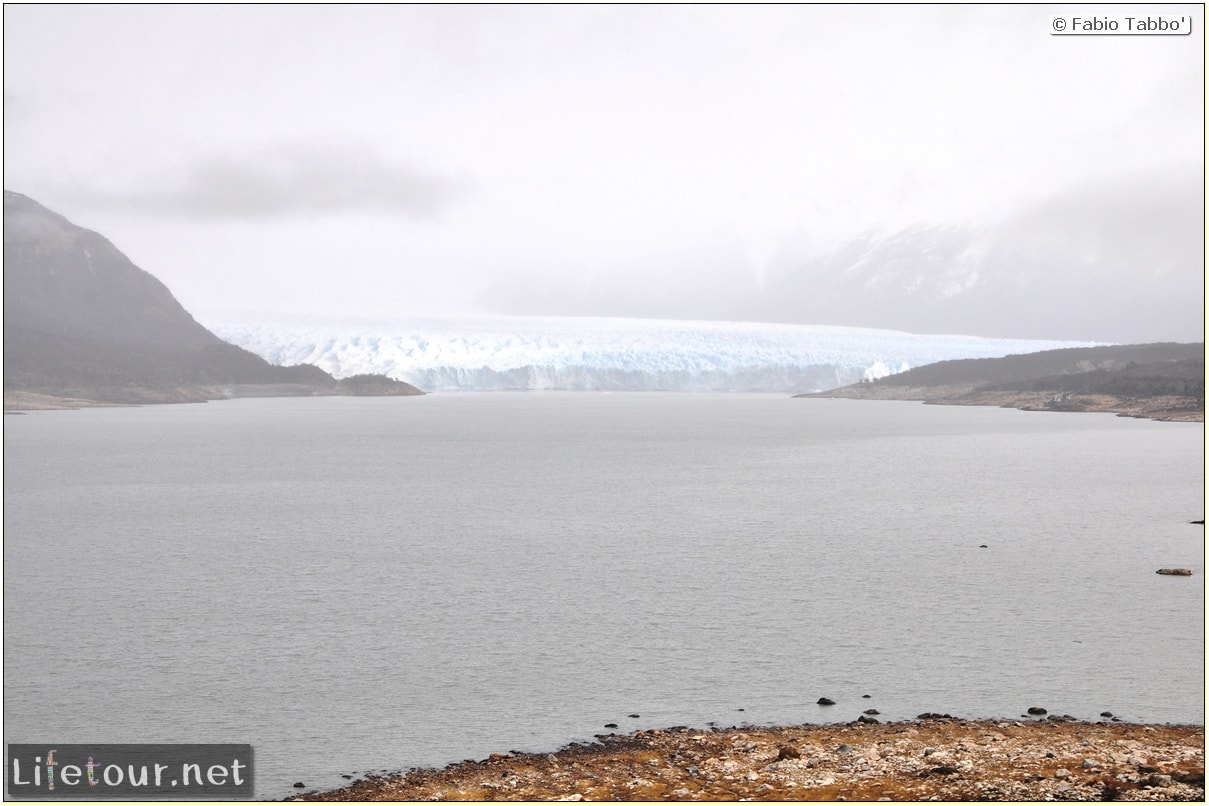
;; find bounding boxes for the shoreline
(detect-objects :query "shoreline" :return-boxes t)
[9,387,1205,422]
[285,718,1205,802]
[2,382,422,412]
[802,386,1205,423]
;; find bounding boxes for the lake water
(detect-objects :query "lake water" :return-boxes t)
[3,394,1204,799]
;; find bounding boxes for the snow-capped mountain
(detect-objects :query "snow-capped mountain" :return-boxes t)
[207,314,1099,393]
[481,176,1203,345]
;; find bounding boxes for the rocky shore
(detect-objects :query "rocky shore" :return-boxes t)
[805,385,1204,423]
[3,377,423,412]
[286,719,1204,802]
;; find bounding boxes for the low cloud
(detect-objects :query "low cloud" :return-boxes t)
[74,144,469,220]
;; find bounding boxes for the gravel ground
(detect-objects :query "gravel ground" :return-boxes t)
[285,719,1204,801]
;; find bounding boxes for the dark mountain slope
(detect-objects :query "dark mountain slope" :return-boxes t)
[3,190,422,407]
[872,342,1204,389]
[4,191,220,352]
[804,342,1204,421]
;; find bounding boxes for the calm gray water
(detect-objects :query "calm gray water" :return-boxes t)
[4,394,1204,799]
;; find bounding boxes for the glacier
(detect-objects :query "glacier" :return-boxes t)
[206,314,1101,394]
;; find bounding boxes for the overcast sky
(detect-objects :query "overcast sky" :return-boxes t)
[4,4,1204,339]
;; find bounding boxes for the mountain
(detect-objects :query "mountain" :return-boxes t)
[805,342,1205,421]
[207,314,1098,394]
[3,191,423,408]
[486,176,1203,345]
[754,181,1203,343]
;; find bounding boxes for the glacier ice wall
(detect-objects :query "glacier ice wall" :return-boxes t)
[206,315,1100,393]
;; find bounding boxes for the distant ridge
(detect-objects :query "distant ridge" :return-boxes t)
[803,342,1205,421]
[3,191,423,409]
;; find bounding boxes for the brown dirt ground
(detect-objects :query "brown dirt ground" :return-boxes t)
[285,719,1204,802]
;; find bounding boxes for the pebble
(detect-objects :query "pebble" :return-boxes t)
[307,720,1204,802]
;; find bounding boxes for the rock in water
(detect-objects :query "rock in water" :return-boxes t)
[1156,568,1193,576]
[817,697,836,705]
